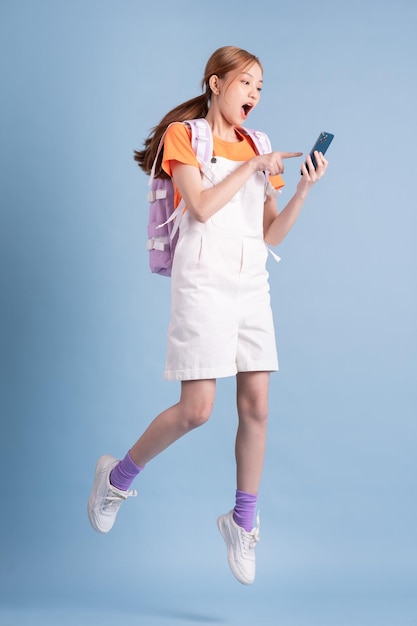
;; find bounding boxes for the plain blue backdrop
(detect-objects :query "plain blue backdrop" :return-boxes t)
[1,1,416,624]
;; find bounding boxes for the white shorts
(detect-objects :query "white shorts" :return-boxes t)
[164,229,278,381]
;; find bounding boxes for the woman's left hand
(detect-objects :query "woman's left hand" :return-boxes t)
[298,151,328,191]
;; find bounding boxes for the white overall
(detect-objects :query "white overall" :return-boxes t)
[163,155,279,381]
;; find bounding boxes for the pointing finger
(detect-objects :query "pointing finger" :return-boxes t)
[280,152,303,159]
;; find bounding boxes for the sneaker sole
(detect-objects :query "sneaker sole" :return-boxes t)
[87,455,118,533]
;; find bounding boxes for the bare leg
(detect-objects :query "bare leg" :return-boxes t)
[235,371,270,494]
[215,372,269,583]
[129,379,216,467]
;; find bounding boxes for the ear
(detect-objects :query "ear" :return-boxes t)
[209,74,220,95]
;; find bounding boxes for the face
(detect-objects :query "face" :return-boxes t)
[213,61,263,125]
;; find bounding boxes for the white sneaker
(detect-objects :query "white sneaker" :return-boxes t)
[87,455,137,533]
[217,510,260,585]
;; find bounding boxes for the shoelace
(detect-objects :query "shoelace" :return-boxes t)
[241,512,261,552]
[102,488,137,510]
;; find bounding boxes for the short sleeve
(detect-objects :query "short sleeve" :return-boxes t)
[269,173,285,192]
[162,123,200,177]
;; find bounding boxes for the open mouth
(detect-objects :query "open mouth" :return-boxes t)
[242,103,252,117]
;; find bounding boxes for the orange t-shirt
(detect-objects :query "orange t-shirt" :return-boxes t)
[162,123,285,208]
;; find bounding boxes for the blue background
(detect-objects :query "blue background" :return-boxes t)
[1,1,416,624]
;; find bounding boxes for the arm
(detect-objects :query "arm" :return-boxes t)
[171,158,254,223]
[264,152,329,246]
[171,150,302,224]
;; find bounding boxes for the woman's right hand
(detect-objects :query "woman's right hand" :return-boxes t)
[251,150,303,176]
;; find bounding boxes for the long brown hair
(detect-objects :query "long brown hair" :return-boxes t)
[134,46,262,179]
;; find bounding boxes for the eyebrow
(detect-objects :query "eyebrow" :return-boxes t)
[241,71,263,84]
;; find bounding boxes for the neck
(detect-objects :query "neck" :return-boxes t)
[205,113,240,142]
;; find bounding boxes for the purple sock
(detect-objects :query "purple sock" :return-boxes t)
[233,489,258,532]
[109,451,144,491]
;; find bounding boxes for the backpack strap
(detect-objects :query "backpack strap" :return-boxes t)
[150,120,268,181]
[238,126,282,264]
[238,127,272,155]
[237,126,272,194]
[148,119,211,250]
[148,118,213,191]
[186,121,271,164]
[185,118,213,165]
[147,126,170,197]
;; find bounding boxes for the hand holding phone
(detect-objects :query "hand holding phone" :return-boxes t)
[301,131,334,174]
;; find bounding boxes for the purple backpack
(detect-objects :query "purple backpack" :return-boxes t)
[146,118,272,277]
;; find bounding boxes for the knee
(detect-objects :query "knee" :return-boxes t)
[184,401,213,430]
[177,395,213,432]
[251,407,269,426]
[236,372,270,426]
[239,399,269,426]
[179,380,215,431]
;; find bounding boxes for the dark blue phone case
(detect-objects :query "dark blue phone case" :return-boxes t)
[302,131,334,173]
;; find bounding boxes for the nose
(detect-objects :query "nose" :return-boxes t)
[248,85,259,102]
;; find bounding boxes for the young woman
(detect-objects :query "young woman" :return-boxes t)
[88,45,328,585]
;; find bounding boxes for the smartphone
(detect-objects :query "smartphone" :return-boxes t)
[302,131,334,173]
